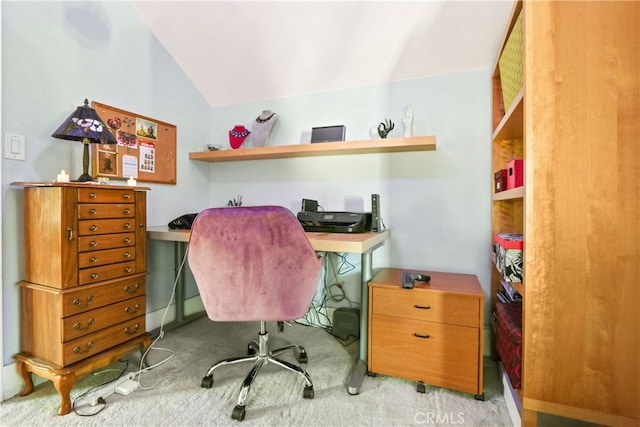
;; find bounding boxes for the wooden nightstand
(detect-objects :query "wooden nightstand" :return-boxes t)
[12,183,152,415]
[368,268,484,398]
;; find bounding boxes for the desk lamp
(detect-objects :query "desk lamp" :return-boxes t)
[52,99,117,182]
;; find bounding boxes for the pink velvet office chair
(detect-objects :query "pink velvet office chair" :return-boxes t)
[187,206,324,421]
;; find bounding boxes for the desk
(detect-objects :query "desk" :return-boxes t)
[147,226,389,394]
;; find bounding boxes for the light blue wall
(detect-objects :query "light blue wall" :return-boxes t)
[1,0,492,391]
[1,1,212,367]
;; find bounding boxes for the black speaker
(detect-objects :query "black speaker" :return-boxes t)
[371,194,380,232]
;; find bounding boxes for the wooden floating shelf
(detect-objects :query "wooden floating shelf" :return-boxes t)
[493,186,524,201]
[189,136,436,163]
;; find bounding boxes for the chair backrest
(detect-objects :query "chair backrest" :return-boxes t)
[188,206,324,322]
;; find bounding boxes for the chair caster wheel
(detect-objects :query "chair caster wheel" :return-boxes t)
[303,385,314,399]
[247,343,257,356]
[232,405,246,421]
[201,375,214,388]
[298,349,308,364]
[416,381,426,393]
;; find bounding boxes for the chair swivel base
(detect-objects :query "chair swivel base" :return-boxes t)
[200,322,314,421]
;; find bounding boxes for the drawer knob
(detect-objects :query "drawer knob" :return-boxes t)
[89,192,97,199]
[125,283,140,294]
[413,333,431,339]
[123,193,131,200]
[89,257,97,263]
[74,341,94,354]
[123,251,131,258]
[73,295,94,307]
[124,223,131,230]
[89,208,97,215]
[74,318,95,330]
[124,237,131,244]
[90,240,98,247]
[90,273,99,280]
[89,225,98,232]
[414,304,431,310]
[124,324,141,335]
[124,266,132,273]
[125,304,142,314]
[124,208,131,215]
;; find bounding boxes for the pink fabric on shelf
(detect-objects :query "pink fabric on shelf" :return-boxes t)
[187,206,323,322]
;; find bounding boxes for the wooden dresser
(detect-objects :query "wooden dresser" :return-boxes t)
[12,182,151,415]
[368,268,484,398]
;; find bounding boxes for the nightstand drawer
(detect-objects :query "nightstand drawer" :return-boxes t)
[371,287,479,327]
[78,233,135,252]
[78,203,135,219]
[79,261,137,285]
[63,296,146,341]
[369,314,479,394]
[61,275,146,316]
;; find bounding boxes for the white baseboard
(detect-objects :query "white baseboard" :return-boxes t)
[2,295,205,402]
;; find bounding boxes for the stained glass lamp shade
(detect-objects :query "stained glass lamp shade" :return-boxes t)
[51,99,117,182]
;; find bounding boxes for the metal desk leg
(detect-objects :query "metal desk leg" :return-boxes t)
[175,241,186,323]
[347,250,373,395]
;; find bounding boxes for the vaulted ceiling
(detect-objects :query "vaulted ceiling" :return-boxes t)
[131,1,515,108]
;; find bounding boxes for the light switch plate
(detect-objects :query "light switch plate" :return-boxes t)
[4,132,26,160]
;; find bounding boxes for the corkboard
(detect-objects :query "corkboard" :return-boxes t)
[91,102,177,184]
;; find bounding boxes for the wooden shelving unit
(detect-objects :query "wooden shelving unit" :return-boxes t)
[189,136,436,163]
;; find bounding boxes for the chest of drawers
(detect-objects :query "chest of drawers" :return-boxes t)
[368,268,485,398]
[12,183,151,415]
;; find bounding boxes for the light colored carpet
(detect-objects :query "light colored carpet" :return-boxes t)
[1,318,512,426]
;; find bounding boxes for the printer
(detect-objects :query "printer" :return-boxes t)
[297,211,372,233]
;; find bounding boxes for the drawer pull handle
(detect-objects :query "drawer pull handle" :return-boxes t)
[125,283,140,294]
[89,257,97,263]
[90,240,98,247]
[90,273,99,280]
[124,324,141,335]
[67,227,74,241]
[123,193,131,200]
[124,266,132,273]
[414,304,431,310]
[89,192,97,199]
[123,251,131,258]
[124,223,131,230]
[414,333,431,339]
[89,208,96,215]
[124,208,131,214]
[124,237,131,244]
[74,341,94,354]
[74,318,95,330]
[89,225,98,232]
[73,295,94,307]
[125,304,142,314]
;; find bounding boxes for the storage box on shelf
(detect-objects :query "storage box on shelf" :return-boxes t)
[494,233,523,283]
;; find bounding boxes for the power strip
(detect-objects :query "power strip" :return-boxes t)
[80,373,138,406]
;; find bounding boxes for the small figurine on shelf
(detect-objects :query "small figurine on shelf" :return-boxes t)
[377,118,394,139]
[402,104,414,137]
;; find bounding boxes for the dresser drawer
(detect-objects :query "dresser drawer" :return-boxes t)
[62,315,145,365]
[78,203,135,219]
[78,233,135,252]
[61,275,146,316]
[371,287,479,327]
[369,314,480,394]
[78,218,135,236]
[62,296,146,341]
[79,247,135,268]
[79,261,136,285]
[78,188,135,203]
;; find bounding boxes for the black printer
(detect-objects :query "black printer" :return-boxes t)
[297,211,372,233]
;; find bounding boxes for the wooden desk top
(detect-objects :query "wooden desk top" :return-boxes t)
[147,226,389,254]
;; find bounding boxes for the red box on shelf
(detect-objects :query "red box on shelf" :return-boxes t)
[506,159,523,189]
[494,169,508,193]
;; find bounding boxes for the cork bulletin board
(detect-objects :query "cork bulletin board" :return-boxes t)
[91,102,177,184]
